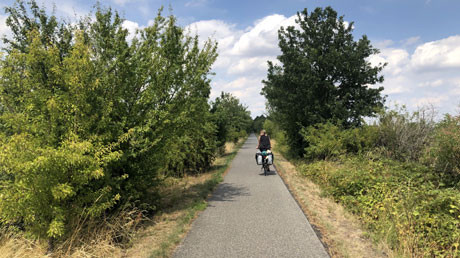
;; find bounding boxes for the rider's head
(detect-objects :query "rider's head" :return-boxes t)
[260,129,266,136]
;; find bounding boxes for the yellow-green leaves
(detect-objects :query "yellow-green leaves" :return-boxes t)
[0,0,220,242]
[51,183,75,201]
[47,219,65,238]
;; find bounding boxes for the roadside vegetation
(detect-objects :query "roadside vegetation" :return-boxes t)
[262,6,460,258]
[269,108,460,257]
[0,140,244,257]
[0,1,252,256]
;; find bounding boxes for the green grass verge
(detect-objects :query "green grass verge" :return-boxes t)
[149,138,246,258]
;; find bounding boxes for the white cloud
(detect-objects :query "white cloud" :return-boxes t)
[187,14,298,117]
[211,76,265,115]
[189,14,460,117]
[186,19,239,48]
[411,96,448,107]
[373,39,394,49]
[418,79,443,88]
[374,35,460,115]
[369,48,410,94]
[230,14,291,56]
[411,35,460,71]
[0,14,12,45]
[450,81,460,95]
[227,56,274,75]
[122,20,142,42]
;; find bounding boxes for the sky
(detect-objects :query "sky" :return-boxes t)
[1,0,460,118]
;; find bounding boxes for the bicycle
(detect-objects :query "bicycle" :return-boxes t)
[262,154,270,176]
[257,150,272,176]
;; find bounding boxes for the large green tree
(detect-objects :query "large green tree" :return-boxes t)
[261,7,385,155]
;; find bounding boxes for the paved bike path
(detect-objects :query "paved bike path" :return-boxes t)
[173,135,329,258]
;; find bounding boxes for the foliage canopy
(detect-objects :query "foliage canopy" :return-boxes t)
[210,92,252,146]
[0,0,221,240]
[261,6,385,155]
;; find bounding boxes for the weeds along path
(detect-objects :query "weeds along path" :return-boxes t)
[173,134,329,258]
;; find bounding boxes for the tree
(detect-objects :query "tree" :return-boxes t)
[211,92,252,146]
[0,1,217,241]
[261,7,385,155]
[252,115,266,133]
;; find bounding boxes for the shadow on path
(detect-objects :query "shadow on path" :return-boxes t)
[258,170,277,176]
[208,183,250,203]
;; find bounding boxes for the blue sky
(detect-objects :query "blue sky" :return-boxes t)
[1,0,460,118]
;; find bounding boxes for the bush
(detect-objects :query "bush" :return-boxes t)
[377,106,436,161]
[424,114,460,185]
[342,125,378,154]
[300,122,377,160]
[262,119,277,137]
[301,122,345,160]
[300,156,460,257]
[0,134,122,239]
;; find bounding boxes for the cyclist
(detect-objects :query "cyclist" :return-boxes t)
[257,129,271,152]
[256,130,272,171]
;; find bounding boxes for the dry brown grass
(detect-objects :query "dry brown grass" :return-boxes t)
[126,140,242,257]
[124,175,212,258]
[0,141,242,258]
[1,206,142,258]
[0,233,47,258]
[272,141,390,258]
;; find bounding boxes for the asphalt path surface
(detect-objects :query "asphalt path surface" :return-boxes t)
[173,134,330,258]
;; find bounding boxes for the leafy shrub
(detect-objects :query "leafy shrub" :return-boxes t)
[0,134,122,239]
[342,125,378,154]
[300,156,460,257]
[262,119,277,137]
[424,114,460,185]
[301,122,345,160]
[300,122,377,160]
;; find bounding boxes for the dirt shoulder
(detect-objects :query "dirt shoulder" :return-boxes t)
[272,146,388,258]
